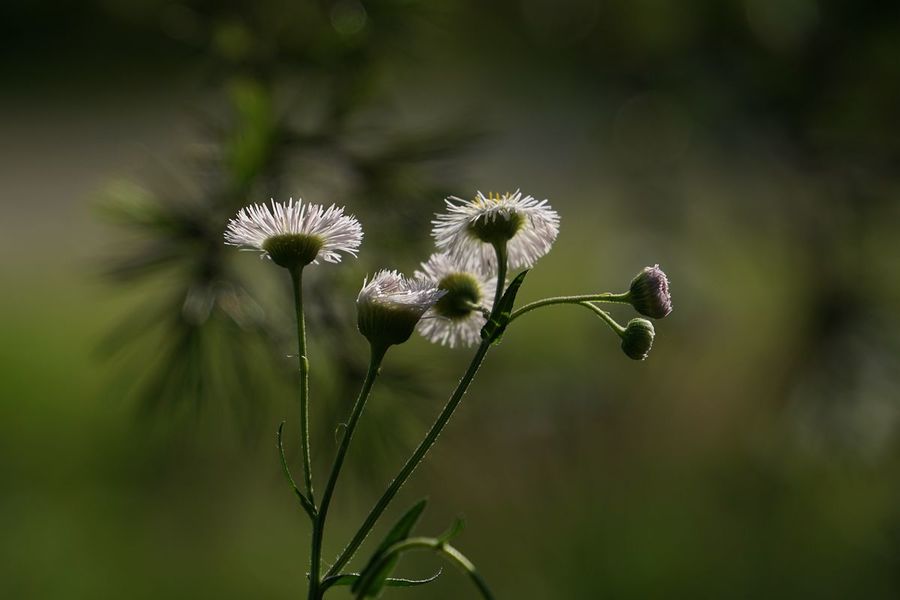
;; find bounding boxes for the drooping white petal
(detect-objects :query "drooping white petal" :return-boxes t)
[357,270,445,314]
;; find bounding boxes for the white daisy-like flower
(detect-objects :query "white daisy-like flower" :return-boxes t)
[225,198,363,269]
[432,190,560,271]
[356,270,445,348]
[414,253,496,348]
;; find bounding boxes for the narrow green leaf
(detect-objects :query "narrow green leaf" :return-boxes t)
[383,571,443,588]
[323,569,441,589]
[352,499,428,596]
[373,499,428,559]
[481,269,529,344]
[276,421,315,519]
[324,573,360,588]
[437,518,465,543]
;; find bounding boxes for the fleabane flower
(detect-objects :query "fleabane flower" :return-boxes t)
[225,198,363,269]
[432,190,560,271]
[414,253,496,348]
[357,270,445,348]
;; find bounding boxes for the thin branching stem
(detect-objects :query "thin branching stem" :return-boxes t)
[310,344,388,599]
[509,292,630,323]
[491,242,507,310]
[325,243,509,582]
[579,301,626,336]
[290,266,315,504]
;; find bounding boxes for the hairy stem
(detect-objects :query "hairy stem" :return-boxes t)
[491,242,508,310]
[324,243,509,582]
[325,340,491,581]
[579,301,626,336]
[509,292,630,323]
[309,344,388,599]
[290,266,315,505]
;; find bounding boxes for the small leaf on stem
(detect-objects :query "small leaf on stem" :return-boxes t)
[480,269,529,344]
[323,569,442,589]
[352,499,428,596]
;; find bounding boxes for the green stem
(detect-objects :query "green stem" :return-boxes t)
[509,292,630,323]
[325,340,491,582]
[309,343,389,600]
[579,301,625,336]
[290,266,315,505]
[324,243,509,583]
[491,242,508,310]
[440,544,494,600]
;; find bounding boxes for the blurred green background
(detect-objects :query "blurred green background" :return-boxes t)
[3,0,900,598]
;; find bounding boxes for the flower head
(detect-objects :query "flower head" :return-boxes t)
[620,318,655,361]
[628,265,672,319]
[225,198,363,269]
[432,190,560,271]
[414,253,497,348]
[357,270,445,348]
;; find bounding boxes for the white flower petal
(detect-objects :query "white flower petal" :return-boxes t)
[431,190,559,271]
[357,269,445,314]
[414,252,497,348]
[225,198,363,264]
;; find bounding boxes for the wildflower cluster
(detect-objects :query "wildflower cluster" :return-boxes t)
[224,191,673,599]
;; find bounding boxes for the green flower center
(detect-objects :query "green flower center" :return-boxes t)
[263,234,324,269]
[469,211,524,245]
[433,272,482,319]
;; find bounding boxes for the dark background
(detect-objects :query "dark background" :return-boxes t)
[2,1,900,598]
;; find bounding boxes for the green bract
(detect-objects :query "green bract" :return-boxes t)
[262,233,325,269]
[357,301,427,348]
[433,272,483,319]
[468,211,525,245]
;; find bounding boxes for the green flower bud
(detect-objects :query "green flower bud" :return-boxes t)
[621,318,655,360]
[628,265,672,319]
[356,270,445,349]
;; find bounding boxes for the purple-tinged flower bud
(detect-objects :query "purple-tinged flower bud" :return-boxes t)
[628,265,672,319]
[621,318,655,360]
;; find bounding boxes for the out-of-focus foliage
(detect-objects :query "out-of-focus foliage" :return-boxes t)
[3,0,900,598]
[93,1,481,449]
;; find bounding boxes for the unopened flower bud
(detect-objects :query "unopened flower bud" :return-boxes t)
[621,318,655,361]
[628,265,672,319]
[357,270,445,349]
